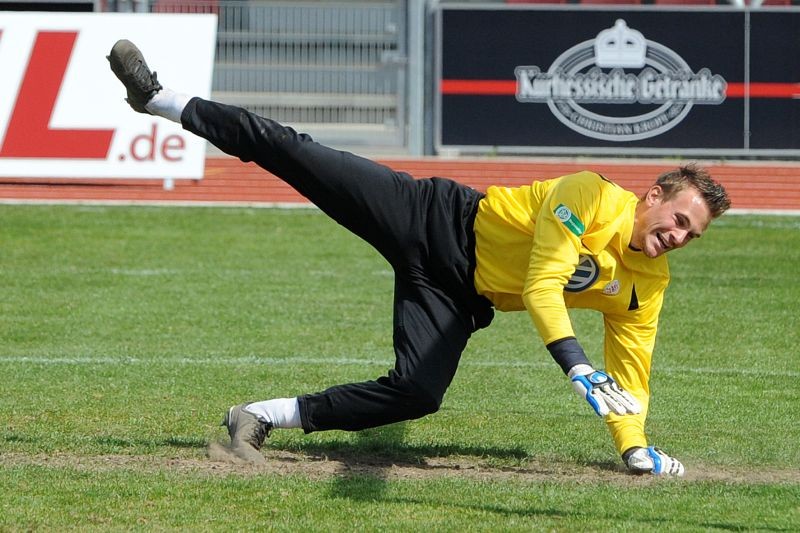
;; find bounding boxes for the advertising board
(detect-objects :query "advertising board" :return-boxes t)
[0,12,216,178]
[437,6,800,156]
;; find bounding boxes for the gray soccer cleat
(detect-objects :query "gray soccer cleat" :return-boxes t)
[107,39,163,114]
[221,403,273,464]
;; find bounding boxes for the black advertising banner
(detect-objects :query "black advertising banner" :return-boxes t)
[748,10,800,150]
[437,6,800,156]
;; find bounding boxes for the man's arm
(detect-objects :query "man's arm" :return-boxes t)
[523,173,600,346]
[601,313,655,453]
[602,305,684,475]
[522,172,640,417]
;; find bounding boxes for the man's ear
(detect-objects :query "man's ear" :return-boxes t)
[644,185,663,207]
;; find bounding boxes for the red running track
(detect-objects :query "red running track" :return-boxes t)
[1,157,798,212]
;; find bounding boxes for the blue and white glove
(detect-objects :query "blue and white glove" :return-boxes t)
[624,446,685,476]
[568,364,641,417]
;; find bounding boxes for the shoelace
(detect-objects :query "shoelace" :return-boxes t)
[125,57,160,92]
[247,420,272,449]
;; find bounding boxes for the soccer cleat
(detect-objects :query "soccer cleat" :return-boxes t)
[107,39,163,114]
[221,403,273,463]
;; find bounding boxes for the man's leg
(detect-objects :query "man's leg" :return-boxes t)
[109,39,423,264]
[299,275,472,432]
[221,275,471,463]
[180,97,419,264]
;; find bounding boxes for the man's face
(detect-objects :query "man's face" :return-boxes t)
[631,185,713,258]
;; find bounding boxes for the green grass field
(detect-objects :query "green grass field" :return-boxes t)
[1,205,798,531]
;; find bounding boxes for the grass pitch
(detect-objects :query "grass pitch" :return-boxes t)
[1,205,798,530]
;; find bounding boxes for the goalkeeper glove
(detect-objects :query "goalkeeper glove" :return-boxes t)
[568,364,641,417]
[623,446,685,476]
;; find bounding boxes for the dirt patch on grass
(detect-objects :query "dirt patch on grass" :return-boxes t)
[2,447,798,485]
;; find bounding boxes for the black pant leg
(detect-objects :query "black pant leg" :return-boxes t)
[298,276,471,432]
[181,97,419,265]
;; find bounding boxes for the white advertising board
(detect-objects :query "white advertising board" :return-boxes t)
[0,12,216,179]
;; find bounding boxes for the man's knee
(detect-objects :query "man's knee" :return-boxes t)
[383,374,444,419]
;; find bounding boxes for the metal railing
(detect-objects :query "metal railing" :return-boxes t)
[103,0,409,151]
[214,1,404,144]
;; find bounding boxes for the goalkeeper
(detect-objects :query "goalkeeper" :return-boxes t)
[109,40,730,476]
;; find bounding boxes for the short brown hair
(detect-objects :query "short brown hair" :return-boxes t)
[655,164,731,218]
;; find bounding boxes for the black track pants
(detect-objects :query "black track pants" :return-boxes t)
[181,97,494,432]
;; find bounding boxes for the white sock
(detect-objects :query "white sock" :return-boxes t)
[244,397,302,429]
[144,87,192,123]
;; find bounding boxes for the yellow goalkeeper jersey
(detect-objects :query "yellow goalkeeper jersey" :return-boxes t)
[473,170,669,454]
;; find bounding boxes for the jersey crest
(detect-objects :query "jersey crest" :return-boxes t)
[554,204,585,237]
[603,279,621,295]
[565,254,599,292]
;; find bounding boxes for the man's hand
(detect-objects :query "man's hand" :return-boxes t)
[624,446,685,476]
[568,364,641,416]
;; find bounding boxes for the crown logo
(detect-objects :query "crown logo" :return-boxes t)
[594,19,646,69]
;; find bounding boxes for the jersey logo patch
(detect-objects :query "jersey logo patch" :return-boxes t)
[603,280,620,295]
[565,254,599,292]
[554,204,585,237]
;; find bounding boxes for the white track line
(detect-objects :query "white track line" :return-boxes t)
[727,208,800,216]
[0,198,316,209]
[0,355,797,378]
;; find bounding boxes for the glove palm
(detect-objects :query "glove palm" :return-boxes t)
[568,364,641,417]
